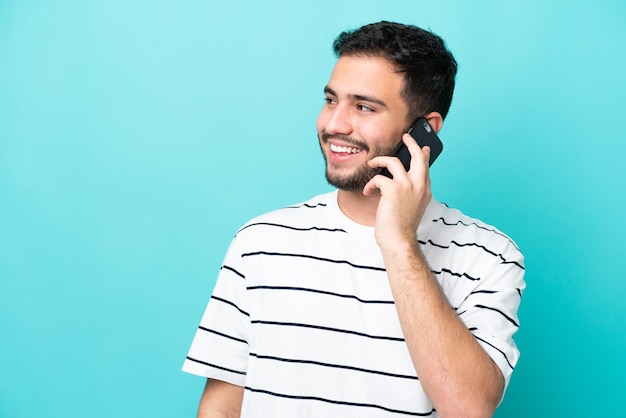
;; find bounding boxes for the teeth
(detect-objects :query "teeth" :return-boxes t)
[330,144,361,154]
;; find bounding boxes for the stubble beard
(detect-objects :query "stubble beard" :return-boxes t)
[318,133,391,192]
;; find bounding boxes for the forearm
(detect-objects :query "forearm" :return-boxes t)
[383,241,503,418]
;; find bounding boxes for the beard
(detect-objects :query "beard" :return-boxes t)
[326,161,379,192]
[318,132,392,192]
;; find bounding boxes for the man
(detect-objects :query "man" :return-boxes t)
[183,21,525,418]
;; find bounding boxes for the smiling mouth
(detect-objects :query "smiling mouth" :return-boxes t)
[330,143,363,154]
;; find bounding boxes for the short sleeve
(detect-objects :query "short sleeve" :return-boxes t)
[182,237,250,386]
[456,242,526,389]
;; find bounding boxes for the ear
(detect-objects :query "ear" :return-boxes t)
[423,112,443,133]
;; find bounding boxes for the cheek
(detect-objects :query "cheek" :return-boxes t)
[382,119,408,143]
[362,123,402,149]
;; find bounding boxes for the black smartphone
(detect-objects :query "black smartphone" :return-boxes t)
[378,117,443,178]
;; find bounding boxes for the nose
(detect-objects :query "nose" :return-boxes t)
[322,104,352,136]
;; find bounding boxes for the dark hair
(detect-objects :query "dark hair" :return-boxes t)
[332,21,457,121]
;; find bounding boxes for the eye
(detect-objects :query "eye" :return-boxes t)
[357,104,375,112]
[324,97,337,106]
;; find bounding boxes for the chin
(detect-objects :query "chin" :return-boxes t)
[325,166,377,192]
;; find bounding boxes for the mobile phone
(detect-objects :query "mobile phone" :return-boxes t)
[378,117,443,178]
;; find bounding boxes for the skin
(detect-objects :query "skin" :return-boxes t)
[196,379,243,418]
[197,55,504,418]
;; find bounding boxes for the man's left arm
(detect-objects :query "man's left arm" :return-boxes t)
[364,134,509,418]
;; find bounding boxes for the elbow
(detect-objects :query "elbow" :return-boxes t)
[437,400,498,418]
[435,379,503,418]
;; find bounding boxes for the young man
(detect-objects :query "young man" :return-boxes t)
[183,21,525,418]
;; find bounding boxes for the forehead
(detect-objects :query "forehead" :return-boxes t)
[326,55,406,109]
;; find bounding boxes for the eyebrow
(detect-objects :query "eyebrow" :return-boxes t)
[324,86,389,108]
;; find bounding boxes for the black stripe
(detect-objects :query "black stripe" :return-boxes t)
[470,289,498,295]
[469,289,523,299]
[455,290,503,308]
[244,386,436,416]
[433,217,520,251]
[185,356,246,375]
[473,335,515,370]
[211,295,250,317]
[246,285,394,305]
[433,267,480,281]
[420,239,524,270]
[241,251,386,272]
[469,288,523,300]
[198,326,247,344]
[474,304,519,327]
[250,352,418,380]
[251,320,404,342]
[286,202,328,209]
[500,259,525,269]
[238,222,346,234]
[221,264,245,279]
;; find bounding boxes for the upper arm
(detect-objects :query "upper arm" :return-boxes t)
[197,379,244,418]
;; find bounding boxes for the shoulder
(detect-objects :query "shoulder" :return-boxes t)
[235,191,338,237]
[426,199,524,264]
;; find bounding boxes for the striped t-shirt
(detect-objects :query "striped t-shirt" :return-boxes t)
[183,191,525,417]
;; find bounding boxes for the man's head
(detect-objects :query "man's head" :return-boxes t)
[317,22,457,192]
[332,21,457,123]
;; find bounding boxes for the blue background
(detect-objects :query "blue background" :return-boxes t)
[1,1,625,416]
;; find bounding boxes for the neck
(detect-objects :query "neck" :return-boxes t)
[337,189,380,227]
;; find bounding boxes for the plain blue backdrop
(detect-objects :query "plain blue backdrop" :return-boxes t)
[1,1,625,416]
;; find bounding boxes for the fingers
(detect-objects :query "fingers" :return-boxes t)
[403,133,430,175]
[363,176,382,196]
[368,155,407,178]
[368,134,430,180]
[363,134,432,196]
[363,156,397,196]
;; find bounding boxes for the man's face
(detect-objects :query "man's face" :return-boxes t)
[317,55,410,192]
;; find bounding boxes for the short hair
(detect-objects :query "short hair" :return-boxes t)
[332,21,457,121]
